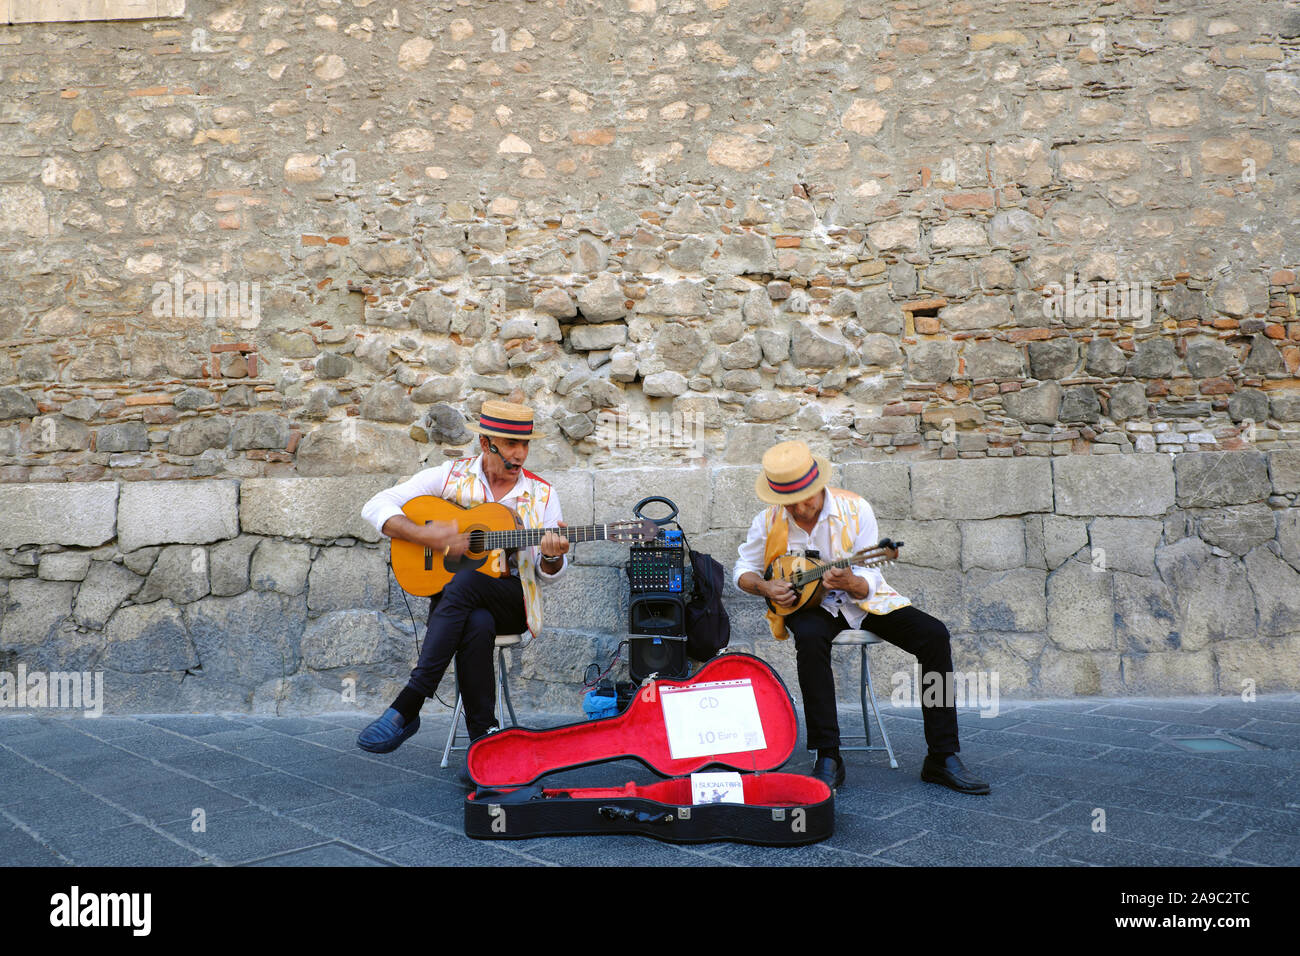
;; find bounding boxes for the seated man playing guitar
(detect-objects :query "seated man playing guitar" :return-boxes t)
[733,440,989,795]
[357,400,570,755]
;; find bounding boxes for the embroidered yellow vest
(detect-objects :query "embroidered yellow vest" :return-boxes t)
[440,456,552,639]
[761,487,911,640]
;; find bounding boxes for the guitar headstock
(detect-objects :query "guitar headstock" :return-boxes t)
[607,518,660,543]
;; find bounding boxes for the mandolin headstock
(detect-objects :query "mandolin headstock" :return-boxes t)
[861,538,904,568]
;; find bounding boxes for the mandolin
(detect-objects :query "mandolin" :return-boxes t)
[390,496,658,597]
[762,539,903,617]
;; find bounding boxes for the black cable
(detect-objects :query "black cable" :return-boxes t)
[391,561,454,711]
[583,640,628,690]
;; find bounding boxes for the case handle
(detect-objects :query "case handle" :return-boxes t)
[598,805,674,825]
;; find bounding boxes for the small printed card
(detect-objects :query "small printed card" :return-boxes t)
[690,771,745,805]
[660,678,767,760]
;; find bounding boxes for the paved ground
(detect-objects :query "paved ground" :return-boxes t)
[2,693,1297,867]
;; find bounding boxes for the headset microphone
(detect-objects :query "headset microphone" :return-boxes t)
[488,441,520,470]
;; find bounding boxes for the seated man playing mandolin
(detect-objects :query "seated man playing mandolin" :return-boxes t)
[733,440,989,795]
[357,400,571,755]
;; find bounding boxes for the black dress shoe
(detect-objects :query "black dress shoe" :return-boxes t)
[810,755,845,791]
[921,753,990,795]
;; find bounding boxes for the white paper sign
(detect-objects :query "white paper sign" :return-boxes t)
[660,678,767,760]
[690,771,745,805]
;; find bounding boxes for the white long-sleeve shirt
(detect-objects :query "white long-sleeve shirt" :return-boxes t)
[732,493,889,629]
[361,454,568,581]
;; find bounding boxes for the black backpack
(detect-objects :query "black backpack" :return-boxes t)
[682,540,731,663]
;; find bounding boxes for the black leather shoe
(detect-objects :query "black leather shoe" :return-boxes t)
[810,755,845,791]
[357,708,419,754]
[921,753,990,795]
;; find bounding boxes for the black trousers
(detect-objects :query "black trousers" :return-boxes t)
[785,603,960,755]
[407,569,528,740]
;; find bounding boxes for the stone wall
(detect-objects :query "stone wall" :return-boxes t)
[2,2,1300,710]
[1,1,1299,483]
[2,454,1297,716]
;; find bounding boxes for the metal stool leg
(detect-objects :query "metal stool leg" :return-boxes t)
[442,640,517,768]
[498,647,517,727]
[440,684,465,769]
[861,644,899,769]
[859,645,871,747]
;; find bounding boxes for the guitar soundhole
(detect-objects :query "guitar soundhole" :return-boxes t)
[467,529,487,554]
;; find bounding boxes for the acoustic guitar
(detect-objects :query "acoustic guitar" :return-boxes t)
[391,496,658,597]
[762,539,903,616]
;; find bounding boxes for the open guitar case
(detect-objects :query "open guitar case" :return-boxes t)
[463,653,834,846]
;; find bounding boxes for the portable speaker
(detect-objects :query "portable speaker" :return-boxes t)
[628,593,688,683]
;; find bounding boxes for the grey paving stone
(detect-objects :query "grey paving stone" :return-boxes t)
[982,752,1149,786]
[958,728,1113,757]
[1014,774,1222,820]
[1091,703,1232,724]
[914,783,1072,821]
[508,834,726,866]
[51,822,204,866]
[1198,803,1300,836]
[1036,831,1232,867]
[108,732,215,761]
[0,819,67,865]
[297,727,364,752]
[1226,728,1300,752]
[1007,719,1171,751]
[71,717,154,739]
[876,832,1059,867]
[4,781,138,836]
[90,772,252,823]
[245,842,391,866]
[0,726,102,763]
[1225,831,1300,866]
[379,830,549,866]
[287,753,425,797]
[8,698,1299,867]
[161,749,267,782]
[202,732,338,767]
[1037,802,1251,858]
[289,797,448,852]
[138,715,251,736]
[366,782,465,820]
[159,807,327,865]
[885,803,1061,849]
[0,716,50,739]
[818,809,929,857]
[1202,703,1300,725]
[180,728,280,752]
[697,839,897,866]
[217,772,344,811]
[248,717,341,736]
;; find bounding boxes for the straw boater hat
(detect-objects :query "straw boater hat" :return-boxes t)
[466,400,543,439]
[755,440,832,505]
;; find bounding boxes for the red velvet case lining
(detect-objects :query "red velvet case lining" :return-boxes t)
[466,653,798,787]
[466,772,831,807]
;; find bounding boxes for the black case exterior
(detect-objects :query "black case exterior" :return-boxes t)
[465,775,832,846]
[462,653,834,846]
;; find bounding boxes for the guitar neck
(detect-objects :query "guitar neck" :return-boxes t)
[481,525,611,549]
